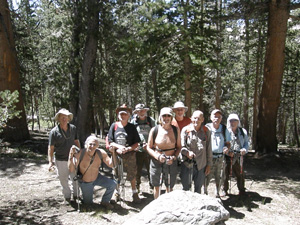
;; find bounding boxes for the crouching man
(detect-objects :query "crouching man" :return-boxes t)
[68,135,117,209]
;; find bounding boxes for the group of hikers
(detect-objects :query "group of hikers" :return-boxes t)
[48,102,249,210]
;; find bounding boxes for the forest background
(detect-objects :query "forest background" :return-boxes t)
[0,0,300,154]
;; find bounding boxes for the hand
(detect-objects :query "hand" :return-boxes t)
[142,143,147,150]
[205,165,210,176]
[158,154,166,164]
[116,148,123,155]
[166,156,176,165]
[48,161,55,172]
[70,145,79,155]
[109,146,115,153]
[240,149,246,156]
[223,147,229,155]
[187,151,195,159]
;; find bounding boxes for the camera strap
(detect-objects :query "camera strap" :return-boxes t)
[77,149,97,180]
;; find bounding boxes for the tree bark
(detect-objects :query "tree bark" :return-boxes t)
[252,25,263,149]
[76,0,100,144]
[214,0,223,109]
[183,0,191,117]
[69,0,83,122]
[0,0,29,141]
[256,0,290,153]
[243,18,250,131]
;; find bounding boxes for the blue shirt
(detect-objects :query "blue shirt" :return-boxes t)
[206,123,231,154]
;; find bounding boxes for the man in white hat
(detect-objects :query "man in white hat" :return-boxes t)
[204,109,231,197]
[171,101,191,132]
[147,107,181,199]
[131,104,156,193]
[48,108,81,203]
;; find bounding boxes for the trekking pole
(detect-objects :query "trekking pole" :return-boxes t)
[158,164,163,198]
[72,146,81,213]
[240,154,243,175]
[229,156,233,194]
[187,157,194,192]
[218,154,225,195]
[168,163,171,193]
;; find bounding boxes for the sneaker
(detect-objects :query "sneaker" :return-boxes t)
[132,193,141,203]
[101,202,114,210]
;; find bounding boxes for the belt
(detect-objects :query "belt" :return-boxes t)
[155,148,176,152]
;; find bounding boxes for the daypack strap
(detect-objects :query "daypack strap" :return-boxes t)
[152,125,178,147]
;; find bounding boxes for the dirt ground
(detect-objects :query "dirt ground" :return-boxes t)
[0,132,300,225]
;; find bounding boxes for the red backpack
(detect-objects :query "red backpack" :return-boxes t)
[105,122,119,150]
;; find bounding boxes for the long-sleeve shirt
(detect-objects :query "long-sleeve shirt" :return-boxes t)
[181,124,212,171]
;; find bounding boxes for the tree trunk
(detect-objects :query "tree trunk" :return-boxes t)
[252,25,263,150]
[0,0,29,141]
[76,0,100,144]
[151,65,161,112]
[183,0,191,117]
[243,18,250,131]
[198,0,204,112]
[256,0,290,153]
[69,0,82,122]
[214,0,222,109]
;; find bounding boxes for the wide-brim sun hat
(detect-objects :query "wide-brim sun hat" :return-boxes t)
[116,104,132,115]
[228,113,240,121]
[133,103,150,114]
[55,108,73,122]
[172,101,188,112]
[159,107,173,121]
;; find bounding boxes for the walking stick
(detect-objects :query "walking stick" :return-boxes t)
[168,164,171,193]
[229,156,233,194]
[158,163,163,198]
[240,154,243,174]
[118,156,125,205]
[218,154,225,195]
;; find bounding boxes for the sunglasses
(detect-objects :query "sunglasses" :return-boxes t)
[162,114,171,117]
[230,119,238,122]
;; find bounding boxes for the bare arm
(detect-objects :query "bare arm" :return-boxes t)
[48,145,55,171]
[101,149,114,168]
[68,146,80,173]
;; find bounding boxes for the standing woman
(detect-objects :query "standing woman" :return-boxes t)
[223,113,249,195]
[147,107,181,199]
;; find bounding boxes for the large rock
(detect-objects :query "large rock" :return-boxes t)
[123,190,230,225]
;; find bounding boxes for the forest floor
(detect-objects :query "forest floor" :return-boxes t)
[0,130,300,225]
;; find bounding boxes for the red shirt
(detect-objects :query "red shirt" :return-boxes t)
[172,117,191,132]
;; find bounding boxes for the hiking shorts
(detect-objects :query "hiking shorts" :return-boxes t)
[150,158,178,188]
[120,151,137,181]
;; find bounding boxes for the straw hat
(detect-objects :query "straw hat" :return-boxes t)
[54,108,73,122]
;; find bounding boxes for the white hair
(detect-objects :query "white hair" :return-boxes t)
[85,135,100,148]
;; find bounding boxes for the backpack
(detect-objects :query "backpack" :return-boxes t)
[206,123,226,142]
[105,122,119,150]
[133,116,154,128]
[186,125,209,141]
[239,127,245,138]
[152,124,178,148]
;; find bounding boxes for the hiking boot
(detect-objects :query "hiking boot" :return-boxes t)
[115,192,122,202]
[132,193,141,203]
[101,202,114,210]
